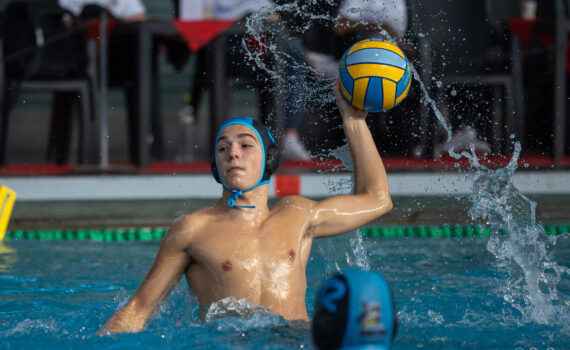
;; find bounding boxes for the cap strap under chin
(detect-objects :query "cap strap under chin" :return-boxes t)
[225,180,270,209]
[227,189,255,208]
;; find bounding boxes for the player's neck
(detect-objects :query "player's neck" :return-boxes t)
[220,184,270,216]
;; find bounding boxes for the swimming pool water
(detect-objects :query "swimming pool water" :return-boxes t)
[1,233,569,349]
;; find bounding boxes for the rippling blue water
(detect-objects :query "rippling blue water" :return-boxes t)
[1,233,569,349]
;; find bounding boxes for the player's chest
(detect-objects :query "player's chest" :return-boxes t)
[190,219,306,271]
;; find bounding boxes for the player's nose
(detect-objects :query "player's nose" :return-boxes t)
[228,143,241,159]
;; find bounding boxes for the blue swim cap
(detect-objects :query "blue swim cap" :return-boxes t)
[210,116,280,208]
[312,269,397,350]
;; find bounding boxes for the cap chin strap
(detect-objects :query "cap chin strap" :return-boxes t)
[224,180,269,208]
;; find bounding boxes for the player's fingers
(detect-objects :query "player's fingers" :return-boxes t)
[333,80,349,109]
[332,80,341,99]
[334,79,368,119]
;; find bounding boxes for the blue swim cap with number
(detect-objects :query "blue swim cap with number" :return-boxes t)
[312,269,398,350]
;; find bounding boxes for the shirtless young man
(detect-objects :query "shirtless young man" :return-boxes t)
[99,83,392,334]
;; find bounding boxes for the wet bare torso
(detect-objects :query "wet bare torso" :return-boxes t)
[180,197,313,321]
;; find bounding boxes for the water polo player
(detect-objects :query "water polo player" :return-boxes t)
[98,82,393,334]
[312,269,398,350]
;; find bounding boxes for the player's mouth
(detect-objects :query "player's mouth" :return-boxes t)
[228,166,245,173]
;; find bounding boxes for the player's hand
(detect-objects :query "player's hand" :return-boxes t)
[333,79,368,121]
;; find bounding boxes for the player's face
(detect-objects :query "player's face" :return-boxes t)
[215,124,264,190]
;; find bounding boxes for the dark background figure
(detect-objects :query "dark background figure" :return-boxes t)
[1,0,87,165]
[518,0,564,155]
[282,0,420,158]
[58,0,166,165]
[334,0,419,158]
[2,0,568,165]
[425,0,512,157]
[173,0,314,161]
[173,0,274,148]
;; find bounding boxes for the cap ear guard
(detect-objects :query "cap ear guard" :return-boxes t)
[263,141,280,182]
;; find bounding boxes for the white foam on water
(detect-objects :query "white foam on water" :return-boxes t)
[0,318,60,337]
[204,297,287,331]
[397,306,445,328]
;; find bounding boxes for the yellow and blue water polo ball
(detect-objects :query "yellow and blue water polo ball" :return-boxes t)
[339,39,412,112]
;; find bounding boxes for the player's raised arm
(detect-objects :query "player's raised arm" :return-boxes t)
[98,219,193,334]
[309,81,392,238]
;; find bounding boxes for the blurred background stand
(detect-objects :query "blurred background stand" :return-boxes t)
[0,0,97,167]
[552,0,569,160]
[508,0,570,160]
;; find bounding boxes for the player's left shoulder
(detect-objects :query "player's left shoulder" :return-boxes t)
[272,195,315,212]
[267,196,316,239]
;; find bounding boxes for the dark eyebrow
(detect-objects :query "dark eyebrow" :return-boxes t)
[217,133,258,144]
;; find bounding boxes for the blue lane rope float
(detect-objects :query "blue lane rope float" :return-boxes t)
[5,227,167,241]
[3,224,568,241]
[359,224,569,238]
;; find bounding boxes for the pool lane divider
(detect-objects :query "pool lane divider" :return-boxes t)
[5,228,167,242]
[362,225,568,238]
[3,224,568,241]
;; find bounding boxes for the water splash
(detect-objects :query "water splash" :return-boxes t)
[321,144,370,270]
[466,144,570,325]
[410,63,570,326]
[409,64,452,139]
[316,230,370,276]
[241,1,405,128]
[386,17,570,326]
[240,0,569,327]
[204,297,287,328]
